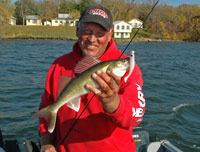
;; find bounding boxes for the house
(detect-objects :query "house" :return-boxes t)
[129,19,143,29]
[113,21,132,38]
[44,21,51,26]
[9,16,16,25]
[26,15,41,26]
[51,14,77,26]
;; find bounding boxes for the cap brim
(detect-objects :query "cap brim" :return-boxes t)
[80,17,110,31]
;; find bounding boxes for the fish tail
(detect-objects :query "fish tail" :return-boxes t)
[34,106,57,133]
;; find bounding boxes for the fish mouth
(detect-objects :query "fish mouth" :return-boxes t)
[121,65,129,70]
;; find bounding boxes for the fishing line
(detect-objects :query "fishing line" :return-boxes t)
[119,0,159,58]
[56,0,159,150]
[56,95,95,150]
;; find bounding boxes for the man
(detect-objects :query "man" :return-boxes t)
[38,5,145,152]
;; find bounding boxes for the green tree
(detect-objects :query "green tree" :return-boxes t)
[14,0,38,25]
[100,0,135,21]
[184,16,200,41]
[77,0,97,13]
[151,4,175,23]
[37,0,59,22]
[136,2,156,28]
[159,22,170,39]
[0,0,15,25]
[0,5,10,25]
[59,0,75,13]
[0,0,15,15]
[70,9,80,24]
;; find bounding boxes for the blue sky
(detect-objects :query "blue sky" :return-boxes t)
[160,0,200,6]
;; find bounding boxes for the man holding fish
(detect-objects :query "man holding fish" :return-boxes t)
[36,5,146,152]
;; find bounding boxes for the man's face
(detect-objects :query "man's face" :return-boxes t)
[77,22,113,58]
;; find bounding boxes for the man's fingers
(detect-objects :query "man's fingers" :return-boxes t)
[96,70,112,85]
[92,71,110,92]
[85,70,121,100]
[85,84,100,94]
[86,84,107,98]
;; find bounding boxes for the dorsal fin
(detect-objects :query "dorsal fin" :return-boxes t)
[74,56,100,74]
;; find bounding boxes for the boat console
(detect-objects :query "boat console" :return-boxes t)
[0,128,183,152]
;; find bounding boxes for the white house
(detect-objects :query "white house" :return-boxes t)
[9,16,16,25]
[51,14,77,26]
[44,21,51,26]
[26,15,41,26]
[113,20,132,38]
[129,19,143,29]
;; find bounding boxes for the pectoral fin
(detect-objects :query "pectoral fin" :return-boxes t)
[57,76,72,97]
[66,97,81,112]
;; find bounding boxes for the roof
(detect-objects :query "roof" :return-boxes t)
[10,16,16,20]
[129,18,143,23]
[113,20,122,24]
[57,14,72,19]
[26,15,40,20]
[113,20,131,26]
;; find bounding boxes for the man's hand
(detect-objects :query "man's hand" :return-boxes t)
[86,70,121,113]
[40,144,56,152]
[40,132,56,152]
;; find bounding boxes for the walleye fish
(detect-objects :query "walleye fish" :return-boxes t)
[34,57,131,133]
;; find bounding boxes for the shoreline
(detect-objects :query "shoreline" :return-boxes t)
[0,36,78,41]
[0,37,192,42]
[1,26,199,42]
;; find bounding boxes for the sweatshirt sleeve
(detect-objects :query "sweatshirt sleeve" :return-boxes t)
[38,63,57,135]
[105,64,146,129]
[38,53,76,135]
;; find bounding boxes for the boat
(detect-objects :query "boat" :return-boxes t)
[132,127,183,152]
[0,127,183,152]
[0,129,39,152]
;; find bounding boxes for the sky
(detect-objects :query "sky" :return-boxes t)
[159,0,200,6]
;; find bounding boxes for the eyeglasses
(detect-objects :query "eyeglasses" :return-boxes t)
[80,29,108,38]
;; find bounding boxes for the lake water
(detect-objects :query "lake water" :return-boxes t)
[0,40,200,151]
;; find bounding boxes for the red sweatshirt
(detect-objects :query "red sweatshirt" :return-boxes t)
[38,39,146,152]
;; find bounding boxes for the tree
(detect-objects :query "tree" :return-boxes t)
[70,9,80,23]
[77,0,97,13]
[0,5,10,25]
[37,0,58,22]
[59,0,75,13]
[0,0,15,25]
[14,0,38,25]
[100,0,136,21]
[0,0,15,15]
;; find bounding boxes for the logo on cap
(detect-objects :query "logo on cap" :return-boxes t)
[89,9,108,19]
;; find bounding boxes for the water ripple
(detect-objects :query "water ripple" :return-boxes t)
[0,40,200,151]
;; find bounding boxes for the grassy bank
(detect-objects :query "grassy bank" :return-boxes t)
[0,25,160,41]
[0,25,77,40]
